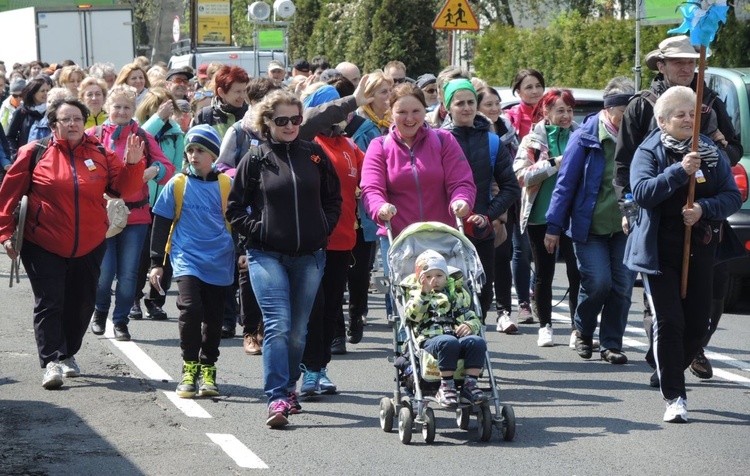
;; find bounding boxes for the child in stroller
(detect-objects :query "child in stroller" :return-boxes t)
[404,249,488,408]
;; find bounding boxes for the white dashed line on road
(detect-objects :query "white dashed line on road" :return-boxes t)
[103,320,173,381]
[163,391,212,418]
[206,433,269,469]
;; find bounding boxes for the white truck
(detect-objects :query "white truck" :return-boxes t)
[168,46,286,78]
[0,6,135,70]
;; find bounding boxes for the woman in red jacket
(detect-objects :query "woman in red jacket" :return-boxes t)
[0,97,145,389]
[88,85,175,342]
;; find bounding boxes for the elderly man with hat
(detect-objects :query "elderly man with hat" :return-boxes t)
[266,60,286,82]
[0,77,25,133]
[166,68,194,101]
[613,35,743,386]
[417,73,438,110]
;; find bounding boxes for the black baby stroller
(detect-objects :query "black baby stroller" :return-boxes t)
[378,220,515,444]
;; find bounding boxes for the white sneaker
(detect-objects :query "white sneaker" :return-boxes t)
[60,356,81,378]
[42,361,63,389]
[537,325,554,347]
[663,396,688,423]
[496,312,518,334]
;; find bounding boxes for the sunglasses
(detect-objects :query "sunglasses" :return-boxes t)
[170,77,190,85]
[193,90,214,100]
[393,77,407,84]
[271,115,303,126]
[423,88,437,94]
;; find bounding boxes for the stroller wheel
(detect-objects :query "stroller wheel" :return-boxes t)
[422,407,436,444]
[456,407,470,430]
[398,407,413,444]
[501,405,516,441]
[477,404,492,442]
[379,397,395,433]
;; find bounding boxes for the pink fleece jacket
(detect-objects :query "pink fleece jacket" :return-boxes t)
[361,123,476,237]
[505,101,535,140]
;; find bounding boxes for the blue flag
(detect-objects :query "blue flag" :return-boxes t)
[667,1,729,48]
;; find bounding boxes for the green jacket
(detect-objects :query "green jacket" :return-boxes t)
[402,275,481,346]
[142,115,185,207]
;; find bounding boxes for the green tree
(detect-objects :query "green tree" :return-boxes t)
[288,0,321,60]
[305,0,356,64]
[363,0,440,76]
[345,0,380,68]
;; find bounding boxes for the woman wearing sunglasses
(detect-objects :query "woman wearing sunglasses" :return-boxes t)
[226,90,342,428]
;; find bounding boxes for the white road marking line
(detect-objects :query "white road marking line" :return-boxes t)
[103,320,173,381]
[206,433,268,469]
[163,391,212,418]
[550,311,750,386]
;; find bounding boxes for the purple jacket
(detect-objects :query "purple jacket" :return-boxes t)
[361,123,476,237]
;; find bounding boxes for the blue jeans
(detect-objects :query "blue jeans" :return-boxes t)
[573,232,636,351]
[422,334,486,371]
[511,223,532,304]
[247,248,325,404]
[95,224,149,326]
[379,236,394,316]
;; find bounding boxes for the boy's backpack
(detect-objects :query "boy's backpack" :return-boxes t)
[164,173,232,259]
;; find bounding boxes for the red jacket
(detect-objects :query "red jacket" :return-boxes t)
[0,134,145,257]
[87,122,175,225]
[315,134,364,251]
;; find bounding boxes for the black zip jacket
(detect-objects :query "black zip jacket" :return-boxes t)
[226,137,342,254]
[442,114,521,232]
[7,106,44,159]
[614,74,743,204]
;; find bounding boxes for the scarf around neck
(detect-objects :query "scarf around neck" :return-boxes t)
[660,132,720,168]
[361,104,391,130]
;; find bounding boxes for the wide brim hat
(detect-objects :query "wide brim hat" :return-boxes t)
[645,35,704,70]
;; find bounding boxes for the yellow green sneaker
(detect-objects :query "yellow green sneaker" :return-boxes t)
[176,361,200,398]
[198,364,219,397]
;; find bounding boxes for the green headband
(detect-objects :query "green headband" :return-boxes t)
[443,78,477,109]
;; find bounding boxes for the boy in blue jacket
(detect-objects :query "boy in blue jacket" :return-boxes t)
[149,125,235,398]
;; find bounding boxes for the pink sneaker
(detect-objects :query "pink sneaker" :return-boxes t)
[266,399,290,427]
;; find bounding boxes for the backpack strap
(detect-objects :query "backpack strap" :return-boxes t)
[26,136,51,194]
[164,172,232,263]
[233,121,246,165]
[488,132,499,170]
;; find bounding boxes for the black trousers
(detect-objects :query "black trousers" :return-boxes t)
[303,250,351,371]
[238,260,263,336]
[647,232,717,401]
[527,224,579,328]
[493,221,513,315]
[176,275,226,365]
[469,237,495,321]
[21,240,107,367]
[135,222,173,307]
[347,227,375,321]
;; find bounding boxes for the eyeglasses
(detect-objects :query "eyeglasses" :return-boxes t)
[423,88,437,94]
[393,78,407,84]
[171,77,189,85]
[194,90,214,100]
[57,117,84,125]
[271,115,303,126]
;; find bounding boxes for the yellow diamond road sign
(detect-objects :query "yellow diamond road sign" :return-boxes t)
[433,0,479,31]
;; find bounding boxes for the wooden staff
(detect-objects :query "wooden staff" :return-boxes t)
[681,45,707,299]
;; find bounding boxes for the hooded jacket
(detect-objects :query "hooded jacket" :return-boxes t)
[360,123,476,237]
[0,133,145,257]
[226,136,342,254]
[7,105,44,159]
[441,114,520,240]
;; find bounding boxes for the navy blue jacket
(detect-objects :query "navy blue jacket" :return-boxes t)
[546,112,611,242]
[624,129,741,275]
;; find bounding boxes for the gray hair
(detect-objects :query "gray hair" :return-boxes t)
[436,66,470,100]
[603,76,635,96]
[105,84,137,110]
[88,62,116,79]
[653,85,695,126]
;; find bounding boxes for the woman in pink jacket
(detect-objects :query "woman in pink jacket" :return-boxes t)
[360,83,476,316]
[88,84,175,341]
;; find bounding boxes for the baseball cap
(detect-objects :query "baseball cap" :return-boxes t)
[197,64,209,79]
[293,58,310,73]
[268,60,285,72]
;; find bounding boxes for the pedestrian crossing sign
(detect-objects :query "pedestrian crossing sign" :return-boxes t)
[433,0,479,31]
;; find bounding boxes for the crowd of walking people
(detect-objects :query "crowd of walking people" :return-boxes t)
[0,33,743,427]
